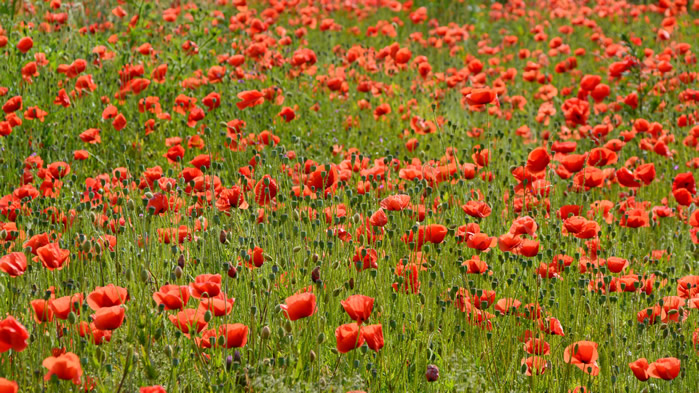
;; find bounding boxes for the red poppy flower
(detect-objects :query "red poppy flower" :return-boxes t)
[0,378,18,392]
[43,352,83,384]
[0,252,27,277]
[92,306,125,330]
[190,274,222,298]
[0,316,29,353]
[647,357,680,380]
[521,356,547,376]
[87,284,129,311]
[153,285,190,310]
[140,386,167,393]
[335,323,364,353]
[236,90,264,110]
[16,37,33,53]
[629,358,650,381]
[563,341,599,376]
[36,243,70,270]
[361,324,384,351]
[341,295,374,323]
[31,299,54,323]
[380,194,411,211]
[280,292,316,321]
[49,293,83,320]
[168,309,207,334]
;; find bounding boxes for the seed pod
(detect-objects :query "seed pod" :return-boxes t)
[261,326,271,340]
[140,268,149,282]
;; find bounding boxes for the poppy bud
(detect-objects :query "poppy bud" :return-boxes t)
[140,268,149,282]
[204,310,212,323]
[312,253,319,263]
[317,332,325,344]
[311,266,320,283]
[426,364,439,382]
[174,266,183,279]
[284,320,293,333]
[261,326,271,340]
[220,230,228,244]
[68,312,77,324]
[309,350,316,362]
[292,246,302,253]
[217,334,226,347]
[227,265,238,279]
[165,345,174,358]
[177,255,185,268]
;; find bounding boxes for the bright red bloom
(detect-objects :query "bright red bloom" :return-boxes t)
[563,341,599,376]
[0,316,29,353]
[0,252,27,277]
[341,294,374,323]
[36,243,70,270]
[335,323,364,353]
[281,292,316,321]
[87,284,129,311]
[647,358,680,380]
[42,352,82,384]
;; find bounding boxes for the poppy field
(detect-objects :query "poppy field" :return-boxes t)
[2,0,699,391]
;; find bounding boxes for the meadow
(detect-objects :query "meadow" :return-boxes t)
[1,0,699,391]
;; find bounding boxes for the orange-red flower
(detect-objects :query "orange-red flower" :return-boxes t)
[36,243,70,270]
[335,323,364,353]
[42,352,82,384]
[0,252,27,277]
[87,284,129,311]
[341,295,374,323]
[153,285,190,310]
[564,341,599,376]
[0,316,29,353]
[281,292,316,321]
